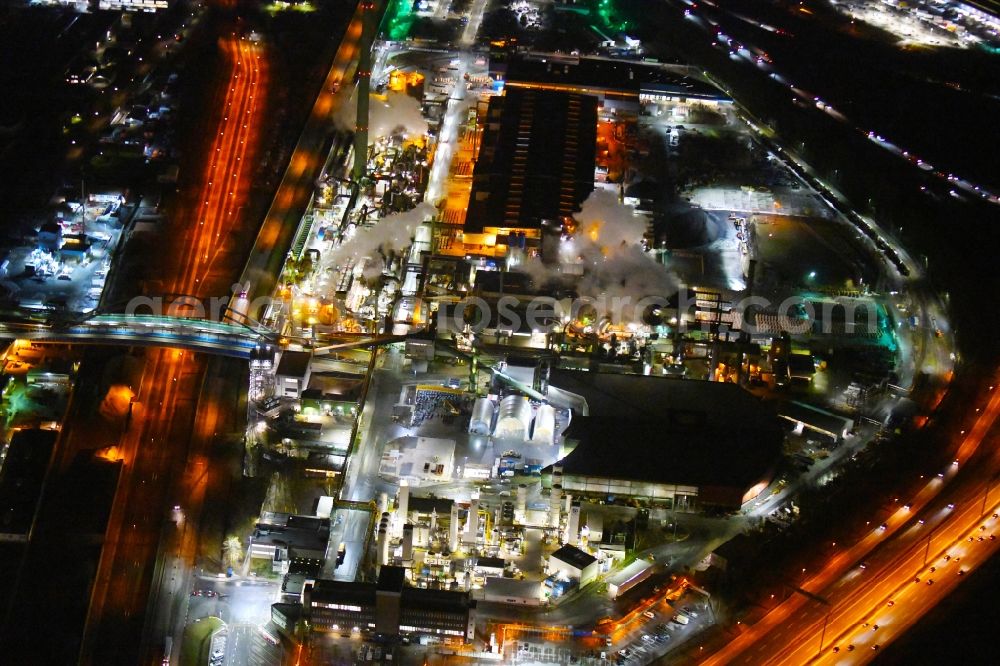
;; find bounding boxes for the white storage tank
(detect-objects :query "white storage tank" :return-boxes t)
[515,484,528,516]
[413,523,430,548]
[549,484,562,529]
[494,394,533,440]
[469,397,496,435]
[531,404,556,445]
[566,502,581,546]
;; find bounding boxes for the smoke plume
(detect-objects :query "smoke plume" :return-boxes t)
[328,202,437,277]
[522,189,678,313]
[336,89,428,142]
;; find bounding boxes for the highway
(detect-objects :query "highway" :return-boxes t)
[812,507,1000,663]
[699,375,1000,665]
[78,28,268,666]
[786,499,1000,663]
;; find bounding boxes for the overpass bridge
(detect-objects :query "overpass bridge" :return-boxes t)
[0,314,272,359]
[0,313,405,360]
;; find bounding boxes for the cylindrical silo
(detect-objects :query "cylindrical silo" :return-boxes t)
[494,395,533,440]
[516,484,527,517]
[469,397,495,435]
[531,404,556,445]
[449,501,460,552]
[402,523,414,561]
[566,502,581,546]
[549,484,562,529]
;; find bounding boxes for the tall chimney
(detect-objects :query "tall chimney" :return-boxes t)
[353,1,379,181]
[395,480,409,536]
[566,502,581,546]
[464,493,480,544]
[549,484,562,529]
[449,501,460,552]
[402,523,414,561]
[377,513,390,567]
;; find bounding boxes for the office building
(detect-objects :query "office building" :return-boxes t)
[302,566,475,643]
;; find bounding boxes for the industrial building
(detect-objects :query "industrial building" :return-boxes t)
[606,560,655,599]
[378,436,456,485]
[547,370,783,510]
[300,373,363,415]
[779,400,853,444]
[302,566,476,643]
[548,543,598,586]
[249,513,330,575]
[463,87,598,256]
[0,429,57,543]
[483,577,544,606]
[274,350,312,398]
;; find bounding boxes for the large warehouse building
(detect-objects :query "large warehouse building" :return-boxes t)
[547,370,783,510]
[462,87,598,256]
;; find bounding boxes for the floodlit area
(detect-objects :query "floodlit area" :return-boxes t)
[0,0,989,662]
[829,0,993,49]
[0,194,123,315]
[106,0,957,662]
[260,46,494,341]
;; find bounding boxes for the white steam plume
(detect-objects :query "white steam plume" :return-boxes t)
[521,190,678,314]
[336,89,428,142]
[329,202,437,278]
[572,188,648,249]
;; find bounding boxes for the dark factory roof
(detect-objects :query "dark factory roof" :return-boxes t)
[466,87,597,232]
[550,370,782,490]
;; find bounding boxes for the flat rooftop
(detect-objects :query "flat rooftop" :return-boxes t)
[400,586,475,612]
[550,543,597,569]
[606,559,652,587]
[549,370,782,489]
[304,373,364,401]
[309,575,474,612]
[377,565,406,593]
[466,87,597,233]
[310,579,376,605]
[549,368,771,423]
[504,53,727,101]
[254,513,330,553]
[0,429,57,538]
[276,350,311,378]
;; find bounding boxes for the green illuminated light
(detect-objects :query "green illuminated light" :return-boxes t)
[386,0,415,41]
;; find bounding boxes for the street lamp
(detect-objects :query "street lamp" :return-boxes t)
[818,609,832,657]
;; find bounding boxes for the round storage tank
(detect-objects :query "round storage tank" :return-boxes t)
[531,404,556,445]
[469,397,496,435]
[494,395,532,440]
